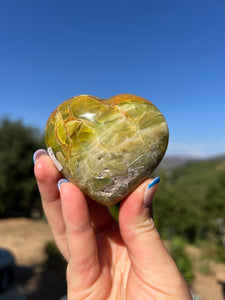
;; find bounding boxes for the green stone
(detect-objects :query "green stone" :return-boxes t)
[45,94,169,207]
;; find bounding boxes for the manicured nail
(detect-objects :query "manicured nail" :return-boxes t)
[147,177,160,189]
[47,147,63,171]
[57,179,69,191]
[143,177,160,208]
[33,149,48,164]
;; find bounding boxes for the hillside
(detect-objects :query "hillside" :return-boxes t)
[158,155,198,170]
[154,153,225,247]
[158,153,225,171]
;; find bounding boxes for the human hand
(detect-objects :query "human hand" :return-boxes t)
[34,149,192,300]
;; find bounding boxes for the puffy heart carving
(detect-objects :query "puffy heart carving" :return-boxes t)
[45,94,169,206]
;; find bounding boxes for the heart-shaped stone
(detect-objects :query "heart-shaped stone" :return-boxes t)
[45,94,169,206]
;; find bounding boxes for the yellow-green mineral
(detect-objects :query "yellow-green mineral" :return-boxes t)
[45,94,169,206]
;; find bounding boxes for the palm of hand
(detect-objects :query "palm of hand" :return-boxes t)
[65,221,155,300]
[63,203,187,300]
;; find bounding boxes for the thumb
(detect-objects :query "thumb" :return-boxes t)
[119,178,176,274]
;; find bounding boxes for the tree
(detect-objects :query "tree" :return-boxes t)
[0,117,45,217]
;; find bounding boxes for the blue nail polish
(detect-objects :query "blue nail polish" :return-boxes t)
[57,179,69,191]
[147,177,160,189]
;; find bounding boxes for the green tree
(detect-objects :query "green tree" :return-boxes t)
[0,117,44,217]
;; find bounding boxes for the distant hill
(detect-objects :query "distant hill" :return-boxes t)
[158,153,225,171]
[158,156,197,171]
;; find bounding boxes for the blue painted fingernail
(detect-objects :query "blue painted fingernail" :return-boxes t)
[33,149,48,164]
[57,179,69,191]
[143,177,160,208]
[147,177,160,189]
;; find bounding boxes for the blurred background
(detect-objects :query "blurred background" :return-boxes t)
[0,1,224,299]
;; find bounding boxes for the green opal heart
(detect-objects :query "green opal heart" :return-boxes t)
[45,94,169,207]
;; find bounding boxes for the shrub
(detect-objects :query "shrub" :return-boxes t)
[45,241,66,268]
[170,236,195,286]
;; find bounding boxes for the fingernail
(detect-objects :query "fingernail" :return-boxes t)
[147,177,160,189]
[47,147,63,171]
[33,149,48,164]
[143,177,160,208]
[57,179,69,191]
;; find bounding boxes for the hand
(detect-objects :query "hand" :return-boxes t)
[34,150,192,300]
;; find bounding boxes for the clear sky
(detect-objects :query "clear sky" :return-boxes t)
[1,0,225,158]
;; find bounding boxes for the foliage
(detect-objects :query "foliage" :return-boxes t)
[0,117,44,218]
[45,241,66,267]
[170,236,195,286]
[200,240,225,264]
[213,244,225,263]
[109,156,225,265]
[108,203,119,220]
[154,157,225,245]
[199,260,211,275]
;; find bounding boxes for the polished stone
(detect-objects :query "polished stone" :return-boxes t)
[45,94,169,206]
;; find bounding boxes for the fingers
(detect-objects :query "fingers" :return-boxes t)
[59,182,101,289]
[33,150,111,292]
[87,198,117,234]
[33,149,115,263]
[119,178,181,276]
[119,178,192,298]
[33,150,69,259]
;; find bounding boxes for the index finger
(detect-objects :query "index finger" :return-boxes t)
[33,151,69,259]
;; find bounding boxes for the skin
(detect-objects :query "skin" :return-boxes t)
[34,154,192,300]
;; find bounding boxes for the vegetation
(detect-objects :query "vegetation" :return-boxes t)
[0,117,44,218]
[109,158,225,290]
[170,236,195,285]
[154,157,225,245]
[45,241,66,268]
[153,156,225,267]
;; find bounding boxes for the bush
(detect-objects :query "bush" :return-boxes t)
[170,236,195,286]
[45,241,66,268]
[0,117,44,218]
[154,158,225,246]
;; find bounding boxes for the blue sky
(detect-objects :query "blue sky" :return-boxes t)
[0,0,225,158]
